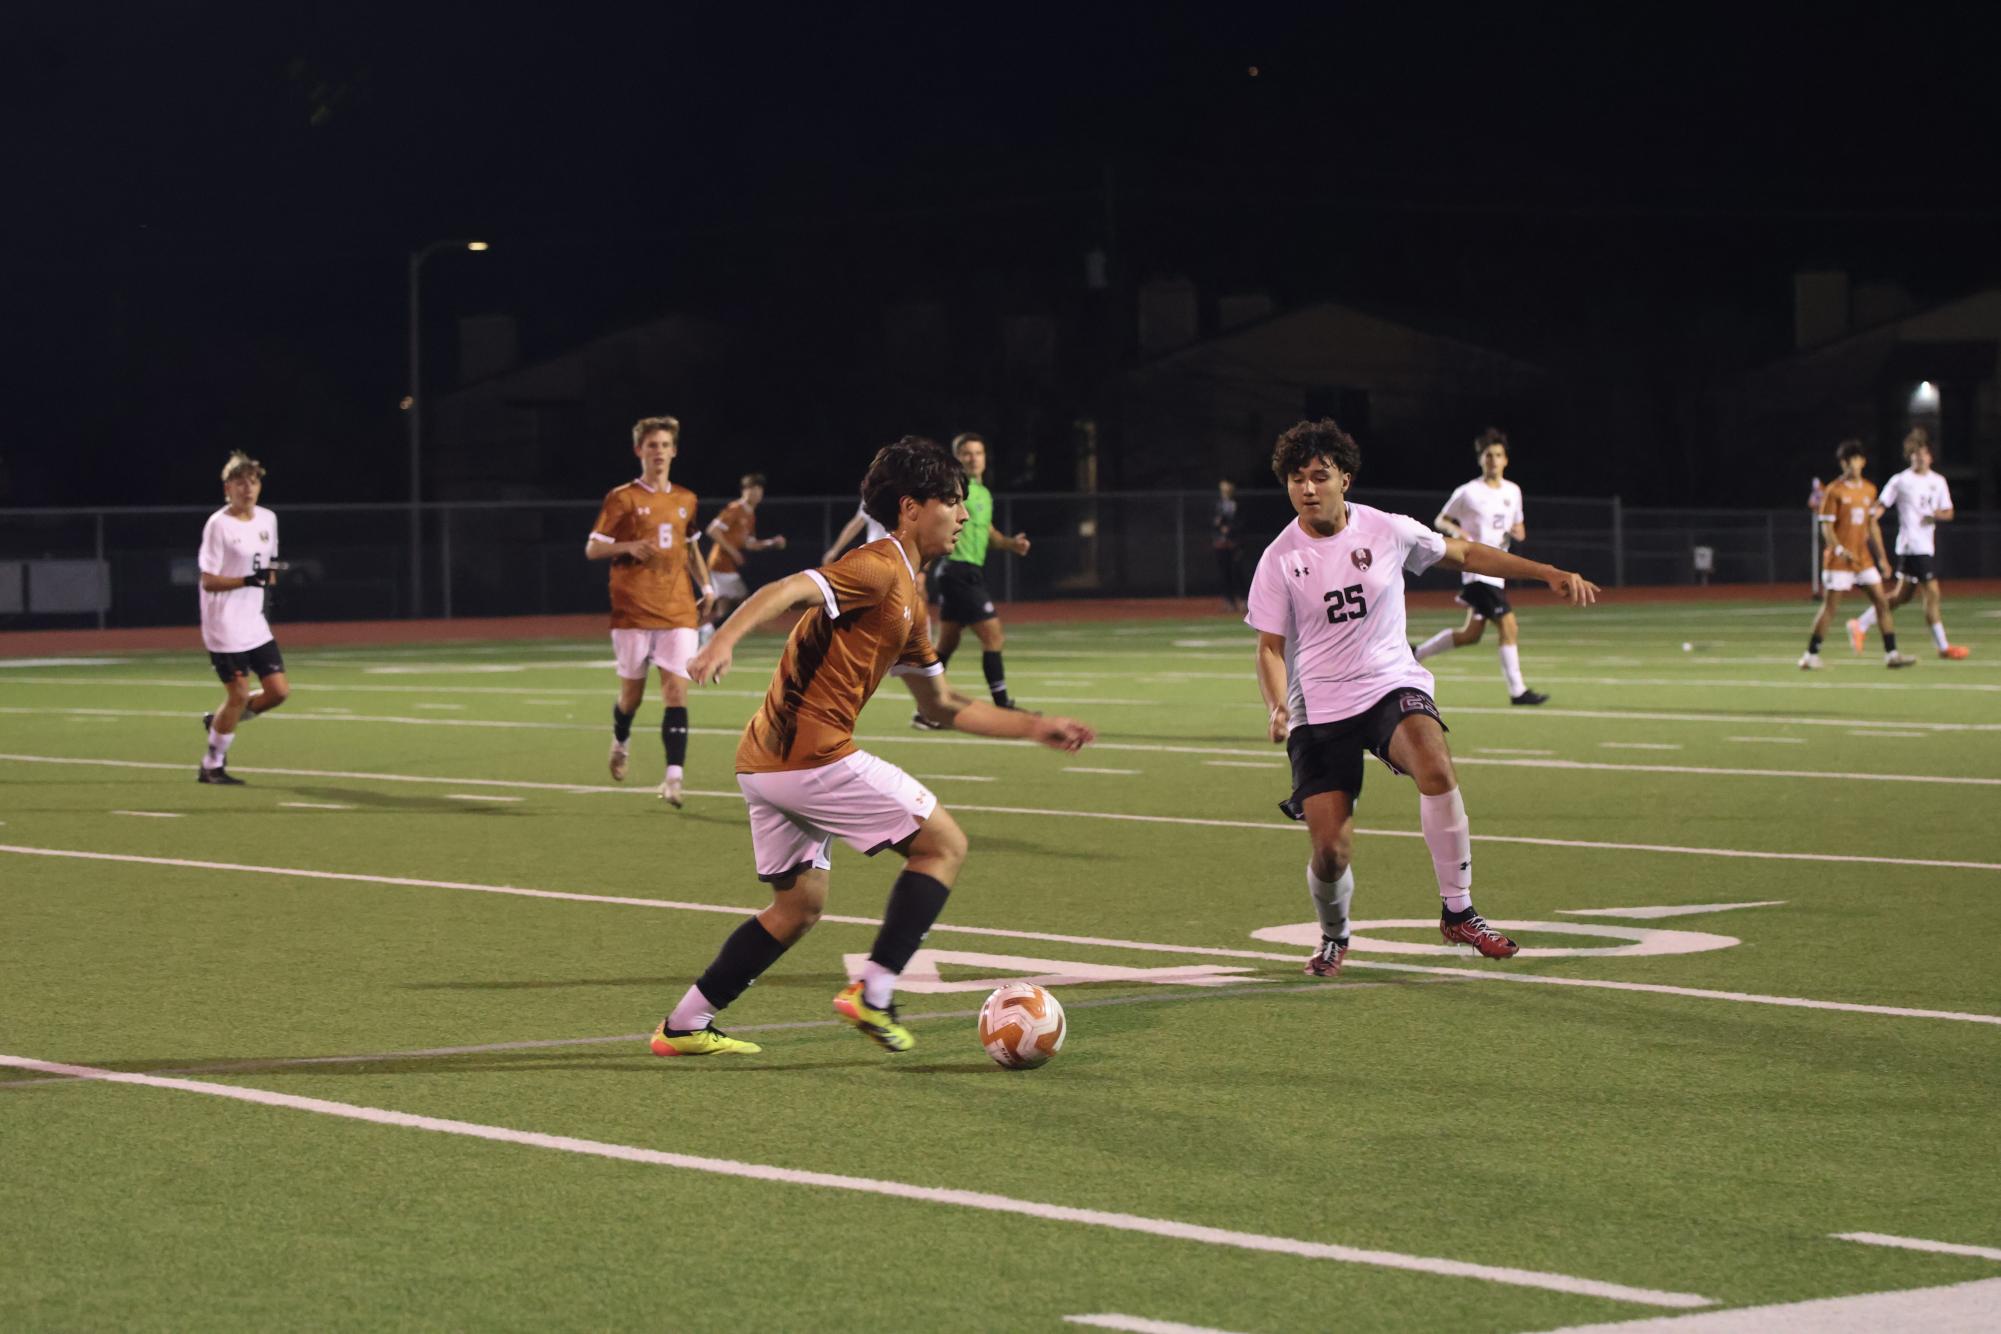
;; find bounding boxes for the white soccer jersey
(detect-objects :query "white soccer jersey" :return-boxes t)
[196,505,279,653]
[1876,469,1952,556]
[1245,503,1448,726]
[855,502,889,545]
[1440,478,1524,588]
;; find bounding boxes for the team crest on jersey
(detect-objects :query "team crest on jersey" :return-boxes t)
[1350,548,1372,571]
[678,506,688,518]
[259,531,270,542]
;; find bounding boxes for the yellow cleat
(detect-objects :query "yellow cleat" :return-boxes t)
[832,982,915,1052]
[649,1022,760,1057]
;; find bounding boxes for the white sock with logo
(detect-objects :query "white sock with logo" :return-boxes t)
[1498,644,1526,696]
[203,728,235,769]
[1932,621,1949,651]
[1306,863,1354,941]
[860,959,899,1008]
[1419,789,1473,913]
[1855,605,1879,631]
[667,985,716,1033]
[1414,629,1457,661]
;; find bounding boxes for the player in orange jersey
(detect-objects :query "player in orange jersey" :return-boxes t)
[584,415,716,806]
[699,471,786,647]
[649,436,1095,1057]
[1800,439,1914,670]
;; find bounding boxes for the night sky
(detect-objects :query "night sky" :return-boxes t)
[7,5,1998,508]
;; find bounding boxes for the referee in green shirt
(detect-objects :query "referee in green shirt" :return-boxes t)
[919,432,1031,728]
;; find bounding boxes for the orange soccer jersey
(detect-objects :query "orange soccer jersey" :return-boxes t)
[736,539,942,774]
[591,480,702,628]
[708,499,756,574]
[1819,477,1878,572]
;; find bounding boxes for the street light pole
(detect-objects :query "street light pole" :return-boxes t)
[406,238,488,619]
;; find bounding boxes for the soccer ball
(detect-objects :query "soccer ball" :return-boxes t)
[978,982,1066,1070]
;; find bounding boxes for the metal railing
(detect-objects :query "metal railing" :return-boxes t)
[3,491,1995,630]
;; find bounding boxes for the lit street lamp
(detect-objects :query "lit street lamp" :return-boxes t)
[407,238,489,618]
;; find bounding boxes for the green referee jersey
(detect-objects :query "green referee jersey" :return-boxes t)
[950,477,993,565]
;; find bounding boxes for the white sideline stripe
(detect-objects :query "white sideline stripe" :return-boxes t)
[444,794,523,803]
[278,802,352,811]
[1849,729,1928,739]
[1598,743,1682,752]
[0,1052,1714,1309]
[4,753,1999,873]
[1559,902,1785,920]
[1065,766,1141,775]
[1428,671,2001,693]
[1725,736,1805,744]
[3,844,1996,1027]
[1833,1231,2001,1263]
[1476,747,1556,756]
[915,774,996,782]
[1066,1315,1244,1334]
[1204,760,1278,768]
[1534,1276,2001,1331]
[8,705,2000,789]
[413,703,465,710]
[109,810,181,819]
[1436,705,2001,733]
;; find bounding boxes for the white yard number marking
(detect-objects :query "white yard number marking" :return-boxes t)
[842,949,1268,992]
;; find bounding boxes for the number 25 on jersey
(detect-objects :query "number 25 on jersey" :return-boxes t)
[1324,583,1369,625]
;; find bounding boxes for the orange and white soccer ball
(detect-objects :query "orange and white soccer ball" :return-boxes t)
[978,982,1066,1069]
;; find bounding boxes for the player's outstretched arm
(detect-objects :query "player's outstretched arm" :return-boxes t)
[1443,539,1599,606]
[903,672,1092,751]
[823,512,867,563]
[1255,632,1289,743]
[686,572,824,684]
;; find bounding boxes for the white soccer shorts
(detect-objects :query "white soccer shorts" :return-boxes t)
[611,627,698,680]
[736,750,938,881]
[1822,568,1882,592]
[711,571,749,601]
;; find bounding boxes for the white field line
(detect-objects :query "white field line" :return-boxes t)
[1535,1276,2001,1332]
[1559,902,1786,921]
[1066,1316,1243,1334]
[4,844,1998,1026]
[0,677,1153,705]
[1476,747,1556,756]
[1724,736,1805,744]
[6,708,1999,790]
[1426,671,2001,694]
[279,802,353,811]
[1204,760,1279,769]
[109,810,181,819]
[0,1051,1714,1309]
[915,774,997,782]
[6,753,2000,874]
[1832,1231,2001,1263]
[1848,729,1928,739]
[1598,743,1683,752]
[444,794,523,804]
[1065,767,1141,776]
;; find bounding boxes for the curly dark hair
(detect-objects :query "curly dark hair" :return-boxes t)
[1475,427,1509,457]
[1271,418,1361,483]
[1835,438,1868,466]
[861,435,966,530]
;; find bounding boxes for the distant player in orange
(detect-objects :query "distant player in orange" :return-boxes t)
[585,415,715,806]
[700,472,786,646]
[649,435,1095,1057]
[1800,439,1914,670]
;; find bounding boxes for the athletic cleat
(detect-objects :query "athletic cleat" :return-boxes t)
[1798,651,1823,671]
[1941,645,1970,660]
[1846,618,1867,654]
[1304,936,1348,978]
[659,774,684,808]
[910,711,945,731]
[833,982,915,1052]
[608,741,629,782]
[649,1022,760,1056]
[1509,689,1549,706]
[1885,652,1918,669]
[1440,911,1520,959]
[196,765,245,786]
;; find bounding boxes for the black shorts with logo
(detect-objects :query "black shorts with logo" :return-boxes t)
[1455,581,1512,620]
[1279,687,1447,819]
[1894,553,1938,584]
[209,638,285,684]
[935,558,997,626]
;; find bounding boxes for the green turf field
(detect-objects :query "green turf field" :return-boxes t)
[3,595,1999,1332]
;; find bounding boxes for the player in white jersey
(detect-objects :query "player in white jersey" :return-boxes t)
[1247,420,1599,978]
[1412,428,1547,704]
[195,451,291,785]
[1847,428,1968,659]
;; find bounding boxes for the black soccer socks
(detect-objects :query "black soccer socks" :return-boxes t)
[612,705,635,744]
[981,650,1011,708]
[663,707,689,766]
[868,871,952,974]
[693,916,791,1010]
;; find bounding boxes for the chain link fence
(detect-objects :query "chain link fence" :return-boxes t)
[3,491,1996,629]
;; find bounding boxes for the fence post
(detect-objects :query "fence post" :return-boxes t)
[1174,493,1186,597]
[1610,495,1625,587]
[440,506,453,620]
[94,511,107,630]
[1003,497,1015,604]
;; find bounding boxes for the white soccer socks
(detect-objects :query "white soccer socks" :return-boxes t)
[1419,789,1474,913]
[202,727,236,769]
[1498,644,1527,697]
[1854,605,1879,632]
[1307,863,1355,941]
[1414,629,1457,662]
[1931,621,1950,651]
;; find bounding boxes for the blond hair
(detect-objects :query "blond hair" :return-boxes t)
[221,451,266,482]
[631,415,680,446]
